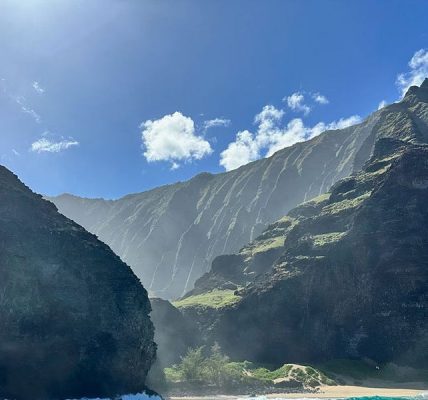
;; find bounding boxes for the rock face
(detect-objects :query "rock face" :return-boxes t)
[179,80,428,367]
[49,111,383,299]
[0,167,155,399]
[150,298,198,367]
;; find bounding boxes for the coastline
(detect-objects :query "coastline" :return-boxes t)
[167,384,427,400]
[268,385,427,398]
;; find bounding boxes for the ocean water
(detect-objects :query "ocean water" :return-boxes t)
[246,396,428,400]
[68,393,161,400]
[70,394,428,400]
[250,396,428,400]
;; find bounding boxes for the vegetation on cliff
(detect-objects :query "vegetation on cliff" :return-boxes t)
[173,289,241,309]
[178,80,428,369]
[162,345,335,395]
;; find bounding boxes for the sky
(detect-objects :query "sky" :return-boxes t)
[0,0,427,199]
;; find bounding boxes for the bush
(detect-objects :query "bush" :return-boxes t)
[169,347,206,382]
[203,343,230,386]
[164,343,252,388]
[163,345,336,391]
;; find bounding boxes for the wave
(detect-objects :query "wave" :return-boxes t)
[67,393,161,400]
[67,392,428,400]
[238,396,428,400]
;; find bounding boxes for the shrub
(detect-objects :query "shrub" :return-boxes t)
[203,343,230,386]
[163,345,336,391]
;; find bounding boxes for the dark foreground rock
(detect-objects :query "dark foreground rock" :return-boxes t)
[0,166,155,399]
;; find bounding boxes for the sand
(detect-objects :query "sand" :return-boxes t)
[268,384,427,398]
[168,384,427,400]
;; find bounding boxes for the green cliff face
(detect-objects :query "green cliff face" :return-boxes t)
[50,107,382,300]
[0,167,155,399]
[181,80,428,367]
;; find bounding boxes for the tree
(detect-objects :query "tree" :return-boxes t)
[179,347,206,382]
[204,343,230,386]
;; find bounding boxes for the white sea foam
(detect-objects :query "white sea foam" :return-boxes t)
[237,397,428,400]
[121,394,162,400]
[68,393,161,400]
[237,397,331,400]
[65,393,428,400]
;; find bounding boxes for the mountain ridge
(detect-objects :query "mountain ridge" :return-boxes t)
[49,79,428,300]
[49,111,383,299]
[175,79,428,367]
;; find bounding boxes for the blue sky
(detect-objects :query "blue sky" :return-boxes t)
[1,0,427,199]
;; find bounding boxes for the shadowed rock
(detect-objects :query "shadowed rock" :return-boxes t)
[0,166,155,399]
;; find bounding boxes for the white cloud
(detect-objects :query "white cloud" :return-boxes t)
[12,149,20,156]
[266,115,361,157]
[285,92,311,115]
[312,92,329,104]
[219,130,259,171]
[141,112,212,168]
[21,105,41,123]
[220,104,361,171]
[378,100,387,110]
[30,138,79,153]
[396,48,428,97]
[220,105,285,170]
[0,80,43,123]
[170,161,180,170]
[203,118,231,131]
[32,81,45,94]
[265,118,312,157]
[330,115,362,129]
[254,105,284,146]
[15,96,41,123]
[308,115,362,139]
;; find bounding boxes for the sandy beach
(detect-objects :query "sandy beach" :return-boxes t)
[168,384,427,400]
[268,385,427,398]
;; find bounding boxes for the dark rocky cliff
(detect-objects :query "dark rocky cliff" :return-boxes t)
[50,110,382,300]
[185,79,428,297]
[150,298,198,368]
[0,166,155,399]
[178,80,428,368]
[146,298,199,392]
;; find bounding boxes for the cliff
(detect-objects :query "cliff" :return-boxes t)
[0,167,155,399]
[49,108,382,299]
[177,80,428,368]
